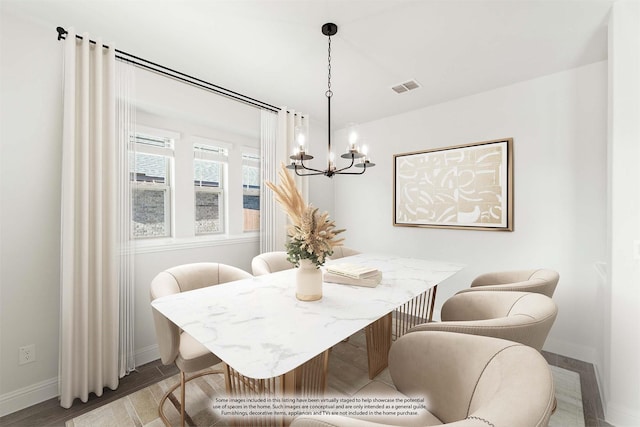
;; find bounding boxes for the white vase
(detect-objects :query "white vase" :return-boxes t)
[296,259,323,301]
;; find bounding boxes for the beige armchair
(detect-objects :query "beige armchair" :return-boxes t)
[327,246,361,260]
[456,268,559,297]
[291,331,555,427]
[251,251,294,276]
[407,291,557,351]
[150,262,252,427]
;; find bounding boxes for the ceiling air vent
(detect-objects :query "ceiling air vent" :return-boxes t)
[391,79,421,94]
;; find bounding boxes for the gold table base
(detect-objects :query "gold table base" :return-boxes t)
[365,286,438,379]
[224,350,330,426]
[223,286,438,424]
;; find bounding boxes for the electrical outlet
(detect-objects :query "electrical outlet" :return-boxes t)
[19,344,36,365]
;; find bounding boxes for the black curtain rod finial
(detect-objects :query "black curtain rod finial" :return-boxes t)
[57,27,68,40]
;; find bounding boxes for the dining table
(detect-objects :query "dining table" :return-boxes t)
[151,253,464,424]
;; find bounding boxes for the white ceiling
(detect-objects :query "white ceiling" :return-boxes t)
[3,0,613,129]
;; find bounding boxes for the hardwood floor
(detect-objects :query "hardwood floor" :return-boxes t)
[541,351,613,427]
[0,361,180,427]
[1,347,611,427]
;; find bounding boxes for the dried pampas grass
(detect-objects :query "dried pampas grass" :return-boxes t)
[266,164,345,266]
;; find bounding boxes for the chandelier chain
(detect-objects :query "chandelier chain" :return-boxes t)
[326,35,333,98]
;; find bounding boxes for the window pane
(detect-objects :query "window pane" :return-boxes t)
[195,190,222,234]
[242,161,260,232]
[130,147,171,239]
[242,163,259,187]
[132,187,169,238]
[130,152,167,183]
[194,152,224,235]
[194,159,220,187]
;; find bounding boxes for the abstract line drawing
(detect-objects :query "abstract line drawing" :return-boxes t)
[393,138,513,231]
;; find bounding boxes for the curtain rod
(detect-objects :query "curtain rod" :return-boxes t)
[56,26,281,113]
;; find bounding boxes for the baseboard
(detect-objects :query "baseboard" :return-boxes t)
[0,377,58,418]
[593,361,607,417]
[543,337,597,365]
[606,401,640,426]
[0,346,160,418]
[135,344,160,367]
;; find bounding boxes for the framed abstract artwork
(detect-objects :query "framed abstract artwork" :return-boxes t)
[393,138,513,231]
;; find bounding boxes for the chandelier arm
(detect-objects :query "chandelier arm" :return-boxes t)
[333,156,356,173]
[336,167,367,175]
[293,168,326,177]
[295,158,325,174]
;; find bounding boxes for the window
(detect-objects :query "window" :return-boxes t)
[194,143,228,235]
[242,151,260,232]
[130,133,174,239]
[129,123,259,245]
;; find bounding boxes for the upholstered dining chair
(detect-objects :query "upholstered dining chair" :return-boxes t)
[251,251,294,276]
[327,246,361,260]
[406,291,558,351]
[456,268,559,298]
[150,262,253,427]
[291,331,555,427]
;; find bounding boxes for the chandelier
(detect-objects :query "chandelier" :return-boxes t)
[286,23,375,177]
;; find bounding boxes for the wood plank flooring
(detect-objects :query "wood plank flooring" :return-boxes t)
[1,334,612,427]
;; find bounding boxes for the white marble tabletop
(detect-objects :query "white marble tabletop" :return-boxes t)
[151,253,464,380]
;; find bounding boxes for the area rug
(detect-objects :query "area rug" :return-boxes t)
[64,366,584,427]
[66,334,584,427]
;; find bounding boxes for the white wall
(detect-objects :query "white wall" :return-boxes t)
[333,62,608,366]
[605,1,640,425]
[0,8,64,414]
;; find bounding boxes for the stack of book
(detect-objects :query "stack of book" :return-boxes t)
[324,263,382,287]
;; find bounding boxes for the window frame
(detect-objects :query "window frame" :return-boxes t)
[193,141,229,236]
[129,124,260,252]
[242,148,261,233]
[130,128,176,239]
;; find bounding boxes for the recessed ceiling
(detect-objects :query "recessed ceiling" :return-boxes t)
[2,0,613,129]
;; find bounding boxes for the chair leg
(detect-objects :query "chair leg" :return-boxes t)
[181,371,186,427]
[157,367,226,427]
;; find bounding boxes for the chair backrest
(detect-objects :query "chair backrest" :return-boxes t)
[251,251,294,276]
[434,291,558,350]
[327,246,361,260]
[149,262,252,365]
[389,331,554,426]
[457,268,559,297]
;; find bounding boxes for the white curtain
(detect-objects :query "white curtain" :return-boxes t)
[260,110,279,253]
[59,29,119,408]
[260,108,309,252]
[116,61,136,377]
